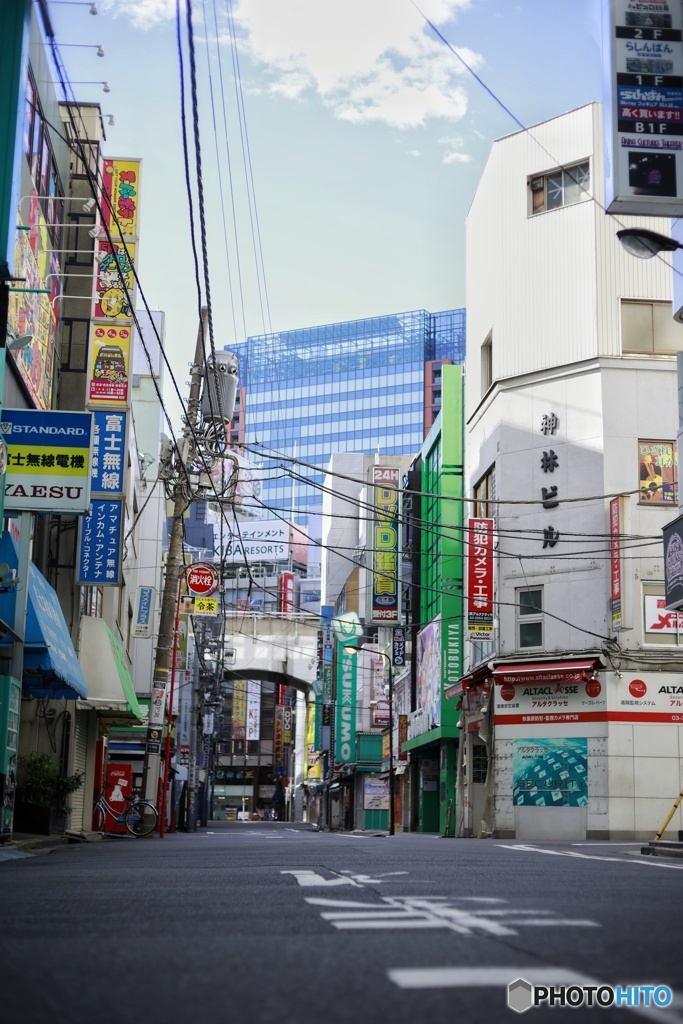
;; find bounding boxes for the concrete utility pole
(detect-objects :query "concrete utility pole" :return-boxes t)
[141,308,208,806]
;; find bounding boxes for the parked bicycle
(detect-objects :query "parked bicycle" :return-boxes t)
[93,780,158,837]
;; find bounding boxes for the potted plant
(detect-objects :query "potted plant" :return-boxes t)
[15,752,84,835]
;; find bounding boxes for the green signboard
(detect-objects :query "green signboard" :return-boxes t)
[334,642,357,764]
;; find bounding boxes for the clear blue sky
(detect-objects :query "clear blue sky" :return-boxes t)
[47,0,603,423]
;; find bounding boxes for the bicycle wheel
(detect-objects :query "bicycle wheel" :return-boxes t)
[93,803,106,832]
[125,800,158,837]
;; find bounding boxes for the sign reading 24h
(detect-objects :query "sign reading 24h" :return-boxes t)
[0,409,93,514]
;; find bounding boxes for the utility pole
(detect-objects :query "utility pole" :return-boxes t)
[141,308,208,806]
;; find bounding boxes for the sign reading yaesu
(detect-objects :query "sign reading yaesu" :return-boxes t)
[0,409,93,514]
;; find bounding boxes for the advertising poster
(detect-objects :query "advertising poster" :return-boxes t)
[94,239,135,320]
[512,738,588,807]
[88,323,131,406]
[638,440,677,504]
[604,0,683,216]
[363,776,389,811]
[9,199,59,410]
[101,158,141,237]
[0,409,93,515]
[467,517,495,639]
[370,466,401,623]
[232,678,247,740]
[417,615,441,729]
[246,680,261,741]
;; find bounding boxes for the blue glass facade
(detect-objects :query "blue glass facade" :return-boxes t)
[229,308,465,523]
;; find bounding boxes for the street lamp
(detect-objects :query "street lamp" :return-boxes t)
[344,644,394,835]
[616,228,683,260]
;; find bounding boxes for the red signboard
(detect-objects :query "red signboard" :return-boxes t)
[186,563,218,597]
[279,571,295,613]
[467,517,495,639]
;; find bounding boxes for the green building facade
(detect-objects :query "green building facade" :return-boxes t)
[403,364,464,833]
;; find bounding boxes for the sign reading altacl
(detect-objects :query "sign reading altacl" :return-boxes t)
[0,409,93,514]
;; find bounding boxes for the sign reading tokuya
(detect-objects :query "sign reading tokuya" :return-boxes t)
[0,409,93,514]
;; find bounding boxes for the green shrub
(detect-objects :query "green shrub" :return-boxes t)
[18,752,84,815]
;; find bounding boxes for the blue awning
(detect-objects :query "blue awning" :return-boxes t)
[0,532,88,700]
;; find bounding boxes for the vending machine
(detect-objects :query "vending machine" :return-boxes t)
[0,676,21,841]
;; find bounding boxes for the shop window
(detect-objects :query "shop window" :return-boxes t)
[517,587,543,649]
[621,300,683,355]
[481,332,492,394]
[529,161,590,214]
[472,745,488,784]
[638,440,677,505]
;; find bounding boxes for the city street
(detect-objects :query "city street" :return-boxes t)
[0,826,681,1024]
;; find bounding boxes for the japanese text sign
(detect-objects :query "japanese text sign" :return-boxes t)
[0,409,93,514]
[467,517,495,639]
[77,498,123,586]
[370,466,401,624]
[91,410,127,494]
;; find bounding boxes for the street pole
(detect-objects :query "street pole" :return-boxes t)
[387,655,395,837]
[187,641,200,831]
[141,308,208,810]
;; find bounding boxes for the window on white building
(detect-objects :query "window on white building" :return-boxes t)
[621,300,683,355]
[516,587,543,649]
[481,332,492,394]
[529,161,590,215]
[474,465,496,519]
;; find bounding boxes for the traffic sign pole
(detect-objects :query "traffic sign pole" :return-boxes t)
[157,561,215,837]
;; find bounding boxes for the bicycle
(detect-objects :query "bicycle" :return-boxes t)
[93,781,158,837]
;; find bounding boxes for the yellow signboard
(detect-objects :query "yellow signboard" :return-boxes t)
[88,323,131,407]
[101,158,141,238]
[192,597,218,616]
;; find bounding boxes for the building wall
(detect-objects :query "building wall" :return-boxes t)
[465,102,683,839]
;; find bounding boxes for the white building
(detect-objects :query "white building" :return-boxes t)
[464,103,683,841]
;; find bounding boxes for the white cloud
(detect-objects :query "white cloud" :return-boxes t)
[231,0,481,129]
[103,0,174,28]
[406,150,421,157]
[443,151,471,164]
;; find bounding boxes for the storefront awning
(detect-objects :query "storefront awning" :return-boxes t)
[492,659,598,686]
[77,616,142,719]
[0,532,87,700]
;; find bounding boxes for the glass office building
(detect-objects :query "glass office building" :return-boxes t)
[228,307,465,525]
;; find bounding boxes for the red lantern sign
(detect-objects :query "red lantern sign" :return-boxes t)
[186,562,219,597]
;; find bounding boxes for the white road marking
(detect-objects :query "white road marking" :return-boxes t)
[305,895,599,936]
[338,870,409,884]
[387,968,683,1022]
[281,869,362,887]
[499,844,683,870]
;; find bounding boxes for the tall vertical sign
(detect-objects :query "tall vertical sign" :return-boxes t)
[466,518,495,639]
[610,497,623,631]
[369,466,401,624]
[603,0,683,216]
[78,157,141,585]
[335,642,357,765]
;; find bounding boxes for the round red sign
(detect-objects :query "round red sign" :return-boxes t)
[500,683,516,702]
[629,679,647,699]
[585,679,601,699]
[186,563,219,597]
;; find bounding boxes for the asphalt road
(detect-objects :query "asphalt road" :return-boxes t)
[0,825,681,1024]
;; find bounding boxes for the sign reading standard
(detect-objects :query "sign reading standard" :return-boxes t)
[0,409,93,514]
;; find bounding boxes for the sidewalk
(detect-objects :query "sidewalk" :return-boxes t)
[0,829,105,861]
